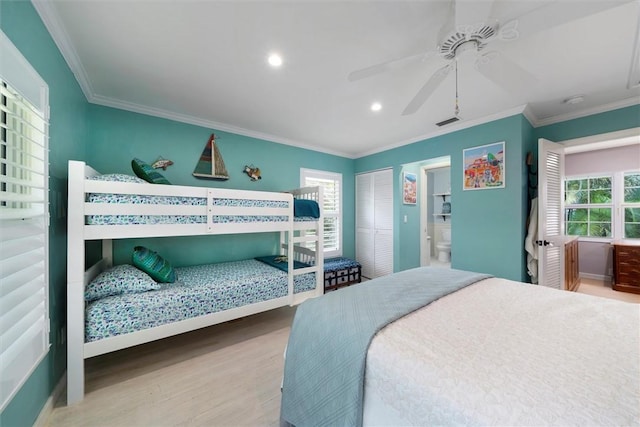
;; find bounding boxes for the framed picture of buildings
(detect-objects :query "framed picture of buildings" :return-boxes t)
[463,141,505,190]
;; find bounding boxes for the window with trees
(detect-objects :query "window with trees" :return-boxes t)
[565,171,640,239]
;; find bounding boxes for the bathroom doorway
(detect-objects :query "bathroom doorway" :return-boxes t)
[420,159,451,268]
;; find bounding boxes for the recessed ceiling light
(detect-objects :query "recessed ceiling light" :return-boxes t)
[371,102,382,112]
[563,95,585,105]
[268,53,283,68]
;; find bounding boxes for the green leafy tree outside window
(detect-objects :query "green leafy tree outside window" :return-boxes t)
[624,173,640,238]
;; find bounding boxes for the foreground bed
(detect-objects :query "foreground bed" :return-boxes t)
[281,267,640,426]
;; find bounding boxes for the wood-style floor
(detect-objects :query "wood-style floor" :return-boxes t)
[46,306,296,427]
[576,277,640,303]
[45,277,638,427]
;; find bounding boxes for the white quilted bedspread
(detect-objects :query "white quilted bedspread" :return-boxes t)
[363,278,640,426]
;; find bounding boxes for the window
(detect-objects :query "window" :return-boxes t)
[565,171,640,240]
[0,32,49,411]
[623,172,640,238]
[565,176,612,237]
[301,168,342,257]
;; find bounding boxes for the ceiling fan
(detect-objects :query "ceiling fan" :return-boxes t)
[348,0,632,116]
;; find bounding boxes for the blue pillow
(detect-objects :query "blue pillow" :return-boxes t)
[131,158,171,185]
[132,246,176,283]
[85,264,160,302]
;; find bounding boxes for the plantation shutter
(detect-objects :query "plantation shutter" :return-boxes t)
[0,31,50,411]
[301,169,342,257]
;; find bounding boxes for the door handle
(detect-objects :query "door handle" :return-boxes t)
[535,240,552,247]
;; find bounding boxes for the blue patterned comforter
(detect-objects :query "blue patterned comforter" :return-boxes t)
[86,193,318,225]
[85,259,316,342]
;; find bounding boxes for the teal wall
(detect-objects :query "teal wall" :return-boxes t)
[535,104,640,143]
[86,105,355,267]
[1,1,87,426]
[356,115,529,281]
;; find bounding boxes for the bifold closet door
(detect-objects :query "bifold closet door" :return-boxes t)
[356,169,393,279]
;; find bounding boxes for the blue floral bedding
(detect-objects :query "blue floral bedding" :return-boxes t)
[85,259,316,342]
[85,193,317,225]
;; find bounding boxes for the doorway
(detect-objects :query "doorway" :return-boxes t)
[420,158,451,268]
[536,127,639,288]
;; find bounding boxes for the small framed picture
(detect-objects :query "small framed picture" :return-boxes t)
[402,172,417,204]
[463,141,505,190]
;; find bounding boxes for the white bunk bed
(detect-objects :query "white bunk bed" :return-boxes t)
[66,160,324,405]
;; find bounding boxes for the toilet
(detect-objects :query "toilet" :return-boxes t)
[436,228,451,262]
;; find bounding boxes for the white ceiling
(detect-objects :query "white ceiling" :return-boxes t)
[34,0,640,158]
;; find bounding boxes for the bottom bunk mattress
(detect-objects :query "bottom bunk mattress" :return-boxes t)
[85,259,316,342]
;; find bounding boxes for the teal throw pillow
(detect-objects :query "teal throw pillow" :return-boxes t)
[132,246,176,283]
[131,158,171,185]
[85,264,160,302]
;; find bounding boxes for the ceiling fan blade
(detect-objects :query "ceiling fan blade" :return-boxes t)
[437,0,456,44]
[402,64,452,116]
[495,0,633,42]
[455,0,495,33]
[348,52,433,82]
[475,51,537,95]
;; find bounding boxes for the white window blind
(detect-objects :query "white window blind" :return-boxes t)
[0,31,50,411]
[301,169,342,258]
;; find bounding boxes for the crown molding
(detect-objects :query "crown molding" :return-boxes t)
[534,97,640,128]
[354,105,529,158]
[90,94,351,158]
[521,104,539,128]
[31,0,94,101]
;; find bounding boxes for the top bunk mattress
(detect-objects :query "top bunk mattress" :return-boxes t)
[86,192,320,225]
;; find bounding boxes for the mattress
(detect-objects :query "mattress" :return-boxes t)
[363,278,640,426]
[86,193,318,225]
[85,259,316,342]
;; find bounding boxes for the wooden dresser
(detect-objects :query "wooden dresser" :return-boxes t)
[612,240,640,294]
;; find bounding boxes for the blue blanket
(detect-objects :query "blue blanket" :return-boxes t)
[254,255,311,272]
[281,267,491,427]
[293,198,320,218]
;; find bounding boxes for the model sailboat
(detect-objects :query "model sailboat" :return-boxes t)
[192,134,229,180]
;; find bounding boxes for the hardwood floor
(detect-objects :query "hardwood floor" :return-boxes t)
[576,277,640,303]
[47,306,296,427]
[45,276,638,427]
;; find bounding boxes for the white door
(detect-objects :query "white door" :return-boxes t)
[537,138,565,289]
[356,169,393,278]
[356,173,375,278]
[373,169,394,277]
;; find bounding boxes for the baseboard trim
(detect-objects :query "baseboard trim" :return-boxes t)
[579,273,612,283]
[33,372,66,427]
